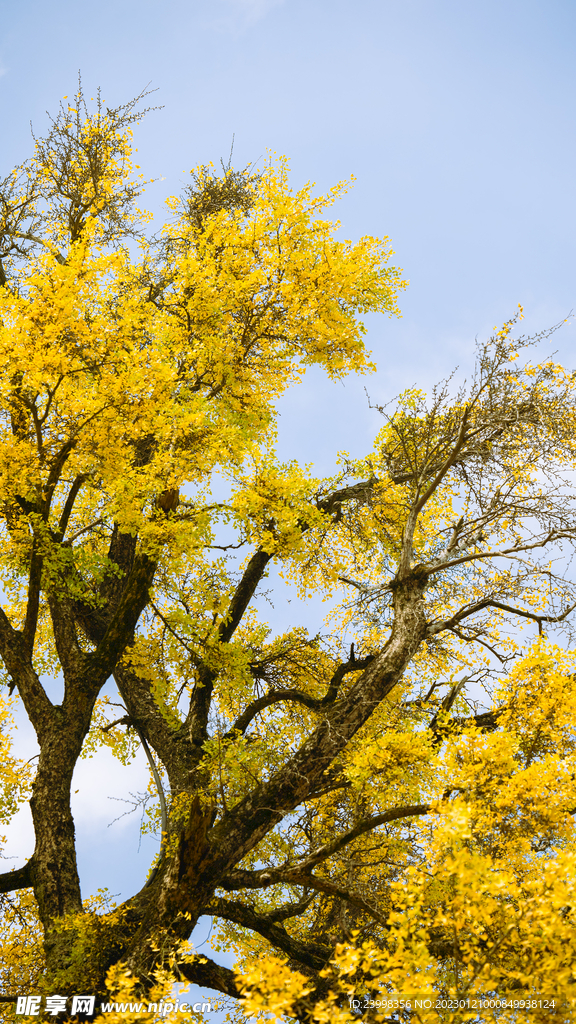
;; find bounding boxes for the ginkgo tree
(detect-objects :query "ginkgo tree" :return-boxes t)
[1,83,576,1024]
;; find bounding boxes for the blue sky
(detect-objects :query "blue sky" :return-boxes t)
[1,0,575,1005]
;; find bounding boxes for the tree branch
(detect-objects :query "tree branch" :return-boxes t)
[47,593,88,680]
[186,546,274,748]
[257,893,317,923]
[217,480,378,652]
[206,608,428,880]
[86,552,157,682]
[427,597,576,637]
[207,897,331,971]
[188,481,378,749]
[271,871,388,927]
[219,804,430,891]
[413,407,471,516]
[43,438,77,516]
[0,859,34,893]
[424,529,576,576]
[113,662,187,792]
[316,478,377,518]
[176,955,243,999]
[22,538,42,653]
[57,473,89,539]
[219,548,273,644]
[0,608,53,733]
[430,705,506,742]
[224,655,374,738]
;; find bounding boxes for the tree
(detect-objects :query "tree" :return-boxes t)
[1,84,576,1023]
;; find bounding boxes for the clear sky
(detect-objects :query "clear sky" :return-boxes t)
[1,0,575,1001]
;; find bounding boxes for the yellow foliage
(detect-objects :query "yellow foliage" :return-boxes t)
[236,642,576,1022]
[4,87,576,1024]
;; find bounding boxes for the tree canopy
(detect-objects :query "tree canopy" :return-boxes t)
[1,85,576,1024]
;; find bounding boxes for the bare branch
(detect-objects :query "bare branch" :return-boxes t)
[219,804,429,891]
[224,654,374,738]
[273,870,388,927]
[207,897,331,971]
[427,598,576,638]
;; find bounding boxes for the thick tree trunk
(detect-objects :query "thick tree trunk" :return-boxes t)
[106,570,429,995]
